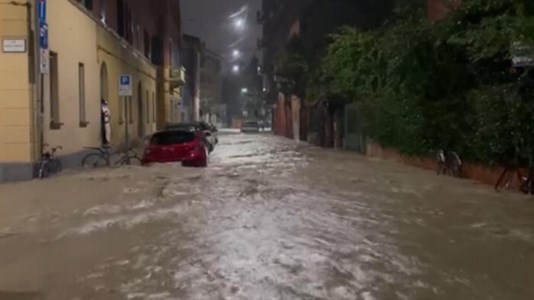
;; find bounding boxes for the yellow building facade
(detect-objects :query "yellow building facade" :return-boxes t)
[0,0,176,181]
[0,0,35,181]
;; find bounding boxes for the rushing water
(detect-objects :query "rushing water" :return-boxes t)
[0,132,533,300]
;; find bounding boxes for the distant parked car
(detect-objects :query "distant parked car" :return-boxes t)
[241,121,261,133]
[208,123,219,144]
[142,130,208,167]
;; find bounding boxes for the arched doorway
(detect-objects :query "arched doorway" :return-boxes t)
[137,82,144,138]
[100,63,109,100]
[100,63,109,145]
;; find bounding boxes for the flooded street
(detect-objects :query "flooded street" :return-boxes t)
[1,132,534,300]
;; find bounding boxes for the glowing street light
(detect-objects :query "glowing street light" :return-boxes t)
[232,49,240,58]
[241,88,248,94]
[235,18,245,29]
[232,65,240,73]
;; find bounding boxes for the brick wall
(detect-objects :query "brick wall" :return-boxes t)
[366,140,524,189]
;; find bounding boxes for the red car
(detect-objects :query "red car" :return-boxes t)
[142,130,208,167]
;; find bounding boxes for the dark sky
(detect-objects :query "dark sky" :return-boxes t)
[181,0,262,65]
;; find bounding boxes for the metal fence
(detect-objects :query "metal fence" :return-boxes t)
[344,103,366,154]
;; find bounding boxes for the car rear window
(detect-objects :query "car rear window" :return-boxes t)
[151,131,196,145]
[165,124,198,132]
[245,121,259,126]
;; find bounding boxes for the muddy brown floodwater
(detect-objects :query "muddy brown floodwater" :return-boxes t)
[0,132,534,300]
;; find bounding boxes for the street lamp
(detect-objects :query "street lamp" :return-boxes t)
[232,49,240,58]
[232,65,240,73]
[235,18,245,29]
[241,88,248,94]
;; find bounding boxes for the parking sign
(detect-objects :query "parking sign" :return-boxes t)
[39,21,48,49]
[119,74,133,96]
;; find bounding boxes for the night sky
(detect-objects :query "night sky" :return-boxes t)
[181,0,262,65]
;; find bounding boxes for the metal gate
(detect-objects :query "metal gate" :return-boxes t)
[344,103,366,153]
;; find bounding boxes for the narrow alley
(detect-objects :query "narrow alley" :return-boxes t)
[0,132,533,300]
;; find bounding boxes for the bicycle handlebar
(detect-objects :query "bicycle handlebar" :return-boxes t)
[43,145,62,154]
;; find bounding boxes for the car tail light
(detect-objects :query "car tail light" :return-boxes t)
[187,143,202,158]
[144,146,159,156]
[144,147,155,156]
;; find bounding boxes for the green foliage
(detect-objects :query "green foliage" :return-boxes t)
[275,31,310,97]
[319,0,534,164]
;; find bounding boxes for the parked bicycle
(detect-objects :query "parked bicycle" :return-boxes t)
[436,149,463,178]
[495,163,534,194]
[81,146,141,168]
[37,144,62,179]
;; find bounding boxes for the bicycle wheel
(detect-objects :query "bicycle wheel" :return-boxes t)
[495,169,514,192]
[49,159,62,174]
[435,151,445,175]
[38,161,49,179]
[519,170,534,194]
[447,152,463,178]
[82,153,108,168]
[118,155,141,166]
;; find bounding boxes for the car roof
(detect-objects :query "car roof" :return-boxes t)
[154,129,197,135]
[166,122,200,126]
[165,123,201,129]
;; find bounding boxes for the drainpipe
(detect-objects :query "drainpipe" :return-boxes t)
[30,0,44,162]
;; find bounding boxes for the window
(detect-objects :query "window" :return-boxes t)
[152,92,156,123]
[78,63,87,127]
[169,39,174,65]
[49,52,61,129]
[151,36,163,65]
[137,26,142,49]
[126,10,133,44]
[119,3,132,43]
[99,0,106,24]
[132,25,137,48]
[144,30,151,58]
[146,90,150,123]
[117,0,125,37]
[80,0,93,10]
[150,131,196,146]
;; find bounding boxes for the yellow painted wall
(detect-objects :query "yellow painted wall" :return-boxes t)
[43,0,158,155]
[0,0,33,163]
[96,25,158,147]
[156,66,185,129]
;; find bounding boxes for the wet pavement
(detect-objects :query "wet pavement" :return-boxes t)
[1,132,534,300]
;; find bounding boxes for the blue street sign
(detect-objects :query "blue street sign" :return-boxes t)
[121,75,131,85]
[119,74,133,96]
[39,21,48,49]
[38,0,47,21]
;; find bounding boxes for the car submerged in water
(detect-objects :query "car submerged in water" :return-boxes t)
[142,130,209,167]
[241,121,261,133]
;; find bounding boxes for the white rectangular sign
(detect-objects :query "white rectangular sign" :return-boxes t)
[40,48,49,74]
[2,39,26,53]
[119,74,133,96]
